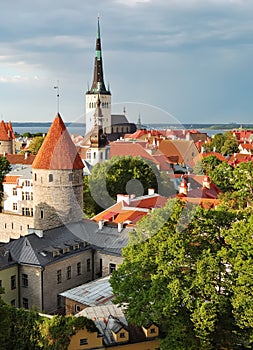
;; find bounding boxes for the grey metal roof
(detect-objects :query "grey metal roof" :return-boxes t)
[1,220,130,268]
[60,276,113,306]
[8,164,33,179]
[77,304,127,346]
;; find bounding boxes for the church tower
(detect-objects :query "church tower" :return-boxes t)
[32,114,84,231]
[86,17,111,135]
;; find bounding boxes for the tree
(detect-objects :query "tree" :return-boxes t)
[40,315,97,350]
[232,161,253,207]
[0,292,10,350]
[221,132,239,156]
[84,156,162,215]
[0,156,11,210]
[110,202,252,349]
[21,136,45,155]
[206,133,225,153]
[209,161,234,192]
[193,156,222,175]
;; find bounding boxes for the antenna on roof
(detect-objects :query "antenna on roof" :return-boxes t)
[54,80,60,114]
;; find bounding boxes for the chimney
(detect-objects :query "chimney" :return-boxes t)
[148,188,155,195]
[203,175,211,189]
[178,180,188,195]
[118,222,123,233]
[98,220,104,230]
[117,194,130,205]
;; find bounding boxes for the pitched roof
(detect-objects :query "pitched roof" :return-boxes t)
[0,120,12,141]
[32,114,84,170]
[3,175,20,184]
[2,153,36,165]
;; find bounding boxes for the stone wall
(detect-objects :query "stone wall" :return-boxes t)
[0,213,34,242]
[0,140,13,155]
[42,249,93,314]
[33,168,83,231]
[94,251,123,277]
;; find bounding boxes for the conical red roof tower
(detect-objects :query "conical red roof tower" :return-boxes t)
[32,114,84,170]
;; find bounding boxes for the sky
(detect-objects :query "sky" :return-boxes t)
[1,0,253,125]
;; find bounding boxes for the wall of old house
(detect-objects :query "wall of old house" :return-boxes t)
[43,249,93,314]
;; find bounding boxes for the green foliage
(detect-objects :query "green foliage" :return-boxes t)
[0,297,10,350]
[193,155,222,175]
[221,131,239,156]
[84,156,162,215]
[0,156,11,210]
[206,132,238,156]
[209,161,234,192]
[111,204,253,349]
[40,315,97,350]
[20,136,45,155]
[206,133,225,153]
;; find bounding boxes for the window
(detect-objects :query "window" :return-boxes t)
[86,151,91,160]
[87,258,91,272]
[57,295,61,308]
[49,174,53,182]
[0,280,2,288]
[11,275,16,290]
[25,208,30,216]
[11,299,15,306]
[23,298,29,309]
[13,188,17,196]
[57,270,62,284]
[13,203,17,210]
[75,304,81,313]
[34,173,37,181]
[109,263,116,274]
[40,209,44,219]
[120,332,126,338]
[22,274,28,288]
[150,327,156,334]
[67,266,71,280]
[69,173,73,182]
[80,339,88,346]
[77,262,81,276]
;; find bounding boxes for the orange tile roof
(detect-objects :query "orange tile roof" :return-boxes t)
[3,175,20,184]
[0,120,12,141]
[3,153,36,165]
[114,210,147,224]
[32,114,84,170]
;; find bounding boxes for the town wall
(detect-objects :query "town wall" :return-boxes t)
[0,213,34,242]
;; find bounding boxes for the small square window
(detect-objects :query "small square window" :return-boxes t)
[80,338,88,345]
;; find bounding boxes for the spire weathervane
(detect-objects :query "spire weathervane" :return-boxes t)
[54,80,60,113]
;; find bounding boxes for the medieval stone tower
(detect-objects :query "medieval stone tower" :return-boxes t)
[32,114,84,231]
[86,17,111,135]
[0,120,15,154]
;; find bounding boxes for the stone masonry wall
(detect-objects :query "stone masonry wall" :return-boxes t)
[42,249,93,314]
[0,213,34,242]
[33,169,83,231]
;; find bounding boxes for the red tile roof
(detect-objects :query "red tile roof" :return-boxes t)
[2,153,36,165]
[32,114,84,170]
[3,175,20,184]
[0,120,12,141]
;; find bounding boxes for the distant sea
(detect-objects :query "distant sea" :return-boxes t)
[12,122,253,137]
